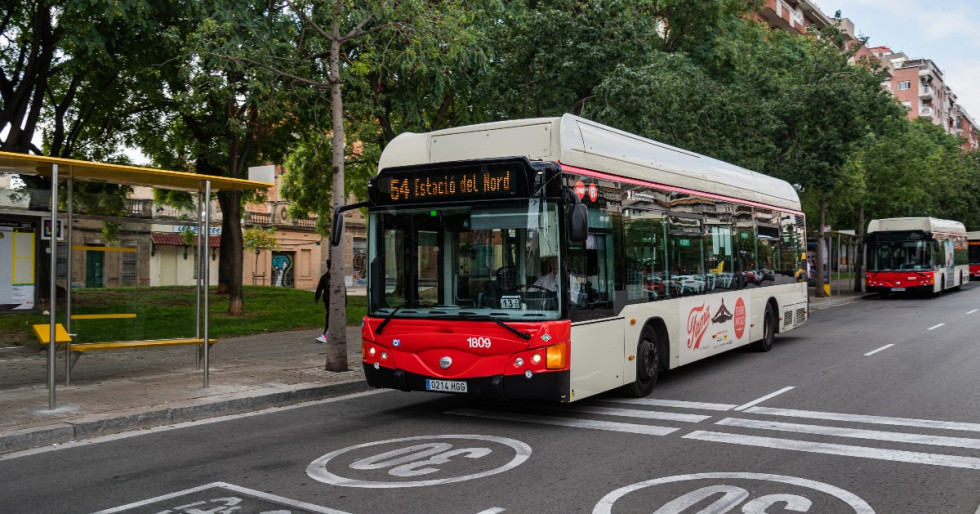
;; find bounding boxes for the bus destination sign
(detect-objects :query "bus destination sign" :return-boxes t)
[379,166,519,203]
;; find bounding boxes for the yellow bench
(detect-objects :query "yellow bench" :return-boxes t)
[33,323,217,370]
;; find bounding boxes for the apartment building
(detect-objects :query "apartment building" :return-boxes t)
[758,2,978,152]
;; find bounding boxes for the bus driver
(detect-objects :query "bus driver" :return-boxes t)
[535,256,582,303]
[534,256,561,291]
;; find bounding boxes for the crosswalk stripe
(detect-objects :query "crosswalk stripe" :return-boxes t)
[603,398,737,411]
[684,431,980,470]
[448,409,680,436]
[716,418,980,449]
[745,406,980,433]
[575,406,711,423]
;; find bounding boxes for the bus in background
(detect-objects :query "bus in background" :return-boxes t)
[864,217,969,297]
[333,115,808,402]
[968,231,980,280]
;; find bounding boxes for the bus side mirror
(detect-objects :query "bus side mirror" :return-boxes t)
[331,201,369,246]
[569,203,588,243]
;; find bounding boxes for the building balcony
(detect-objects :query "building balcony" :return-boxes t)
[919,86,933,100]
[244,209,317,230]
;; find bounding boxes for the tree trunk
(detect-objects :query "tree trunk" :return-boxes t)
[853,206,864,293]
[218,191,245,315]
[815,198,829,298]
[325,19,349,372]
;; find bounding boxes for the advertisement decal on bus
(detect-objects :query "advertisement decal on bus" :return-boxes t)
[679,292,751,365]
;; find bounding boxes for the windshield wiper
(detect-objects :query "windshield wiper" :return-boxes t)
[459,313,531,341]
[376,306,402,335]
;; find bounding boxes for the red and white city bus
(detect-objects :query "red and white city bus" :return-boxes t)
[333,115,808,402]
[968,231,980,280]
[864,217,969,296]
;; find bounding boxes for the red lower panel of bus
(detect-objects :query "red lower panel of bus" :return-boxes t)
[971,264,980,278]
[360,317,573,401]
[865,271,935,291]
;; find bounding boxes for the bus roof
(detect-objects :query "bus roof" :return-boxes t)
[378,114,801,211]
[867,217,967,235]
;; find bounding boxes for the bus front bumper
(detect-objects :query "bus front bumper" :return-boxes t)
[363,364,571,402]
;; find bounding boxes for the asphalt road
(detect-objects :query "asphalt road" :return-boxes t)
[3,286,980,514]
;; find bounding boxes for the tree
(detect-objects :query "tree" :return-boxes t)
[243,226,281,281]
[1,0,190,301]
[134,0,297,315]
[267,0,488,371]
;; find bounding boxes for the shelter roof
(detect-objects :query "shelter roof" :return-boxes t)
[0,151,272,193]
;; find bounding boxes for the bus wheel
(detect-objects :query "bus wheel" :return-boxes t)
[754,303,776,352]
[625,328,660,398]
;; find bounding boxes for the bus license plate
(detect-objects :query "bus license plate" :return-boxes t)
[891,287,906,291]
[426,379,467,393]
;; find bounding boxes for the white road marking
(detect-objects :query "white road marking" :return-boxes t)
[864,344,894,356]
[574,406,711,423]
[602,398,737,411]
[448,409,679,436]
[307,434,531,489]
[94,481,350,514]
[967,309,977,315]
[716,417,980,449]
[476,509,506,514]
[745,406,980,433]
[594,472,875,514]
[684,430,980,470]
[733,386,795,412]
[928,323,945,330]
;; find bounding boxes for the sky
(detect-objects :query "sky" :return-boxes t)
[822,0,980,119]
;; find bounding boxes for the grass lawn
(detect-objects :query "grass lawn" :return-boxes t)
[0,286,366,347]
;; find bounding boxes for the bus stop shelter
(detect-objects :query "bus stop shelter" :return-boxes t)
[0,151,271,409]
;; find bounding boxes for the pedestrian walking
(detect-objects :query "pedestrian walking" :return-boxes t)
[314,261,330,343]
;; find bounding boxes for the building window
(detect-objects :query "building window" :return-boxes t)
[898,81,911,90]
[122,250,137,284]
[901,101,912,110]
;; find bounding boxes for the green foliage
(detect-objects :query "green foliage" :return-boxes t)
[243,226,280,254]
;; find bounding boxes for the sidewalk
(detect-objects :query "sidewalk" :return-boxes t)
[0,326,370,455]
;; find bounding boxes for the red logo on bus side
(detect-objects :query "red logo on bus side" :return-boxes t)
[733,297,746,339]
[687,303,710,349]
[574,181,586,199]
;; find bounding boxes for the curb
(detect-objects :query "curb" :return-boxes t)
[0,346,40,356]
[0,379,373,455]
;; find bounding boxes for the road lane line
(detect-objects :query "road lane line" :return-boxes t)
[684,431,980,470]
[733,386,795,412]
[745,406,980,433]
[967,309,977,315]
[864,344,894,356]
[603,398,737,411]
[448,409,679,436]
[928,323,945,330]
[716,418,980,449]
[574,406,711,423]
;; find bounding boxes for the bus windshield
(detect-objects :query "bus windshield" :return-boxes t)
[866,239,933,271]
[367,200,565,321]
